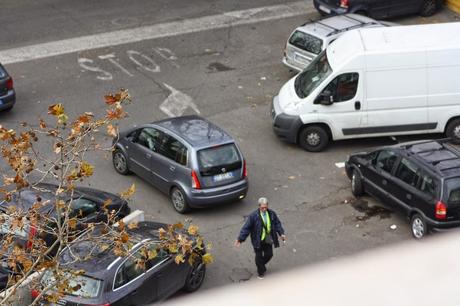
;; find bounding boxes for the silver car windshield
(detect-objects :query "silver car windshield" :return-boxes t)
[294,50,332,99]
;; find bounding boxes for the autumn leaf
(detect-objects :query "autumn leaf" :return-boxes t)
[187,225,199,236]
[119,183,136,199]
[39,118,47,129]
[58,113,69,125]
[106,107,124,120]
[80,161,94,177]
[102,199,112,209]
[48,103,65,116]
[68,218,77,230]
[201,253,214,265]
[148,249,157,260]
[104,94,118,105]
[120,232,129,243]
[107,124,118,137]
[174,254,185,264]
[127,222,138,230]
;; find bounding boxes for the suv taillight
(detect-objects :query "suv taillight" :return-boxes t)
[26,225,37,249]
[243,160,247,178]
[435,201,447,220]
[340,0,349,8]
[191,170,201,189]
[6,77,13,90]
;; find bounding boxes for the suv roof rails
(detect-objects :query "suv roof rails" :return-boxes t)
[403,138,451,151]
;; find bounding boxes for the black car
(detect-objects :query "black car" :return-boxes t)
[313,0,442,19]
[34,222,206,305]
[345,139,460,239]
[0,183,131,289]
[0,63,15,112]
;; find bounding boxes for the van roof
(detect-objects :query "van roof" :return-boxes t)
[327,22,460,71]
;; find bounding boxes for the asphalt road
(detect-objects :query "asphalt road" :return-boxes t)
[1,0,459,294]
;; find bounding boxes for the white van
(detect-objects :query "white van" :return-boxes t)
[271,22,460,152]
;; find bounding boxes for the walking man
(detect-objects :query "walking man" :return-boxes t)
[235,197,286,279]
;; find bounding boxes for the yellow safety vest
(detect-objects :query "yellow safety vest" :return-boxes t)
[260,211,271,241]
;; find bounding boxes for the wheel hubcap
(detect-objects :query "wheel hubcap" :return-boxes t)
[453,125,460,139]
[306,132,320,146]
[114,153,127,173]
[172,190,185,211]
[412,218,424,238]
[352,174,356,191]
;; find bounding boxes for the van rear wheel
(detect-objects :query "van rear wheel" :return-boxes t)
[446,118,460,144]
[298,126,329,152]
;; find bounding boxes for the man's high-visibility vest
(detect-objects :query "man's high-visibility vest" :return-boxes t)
[260,211,271,241]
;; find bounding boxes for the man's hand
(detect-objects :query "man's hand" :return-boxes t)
[234,240,241,248]
[281,234,286,242]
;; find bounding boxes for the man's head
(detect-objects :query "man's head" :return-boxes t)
[258,197,268,212]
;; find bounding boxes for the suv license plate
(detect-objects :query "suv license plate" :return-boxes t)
[213,172,233,182]
[319,5,331,13]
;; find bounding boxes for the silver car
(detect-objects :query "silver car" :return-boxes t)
[282,14,396,72]
[112,116,248,213]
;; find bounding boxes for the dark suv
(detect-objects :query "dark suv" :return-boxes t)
[313,0,442,19]
[345,139,460,239]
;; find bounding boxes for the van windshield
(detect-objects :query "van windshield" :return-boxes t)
[294,50,332,98]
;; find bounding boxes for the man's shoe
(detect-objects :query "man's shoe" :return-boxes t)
[257,274,264,279]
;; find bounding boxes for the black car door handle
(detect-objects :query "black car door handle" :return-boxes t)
[354,101,361,110]
[146,153,151,158]
[169,165,175,171]
[382,179,387,185]
[406,194,412,200]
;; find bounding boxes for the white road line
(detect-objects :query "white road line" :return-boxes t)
[159,83,200,118]
[0,1,313,64]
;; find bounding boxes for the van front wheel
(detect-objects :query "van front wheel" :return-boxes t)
[446,118,460,144]
[298,126,329,152]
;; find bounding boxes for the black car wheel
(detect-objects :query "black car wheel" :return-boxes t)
[183,261,206,292]
[113,149,130,175]
[298,126,329,152]
[419,0,437,17]
[351,169,364,197]
[171,187,190,214]
[446,118,460,144]
[410,213,428,239]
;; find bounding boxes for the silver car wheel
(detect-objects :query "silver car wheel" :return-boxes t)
[453,125,460,139]
[113,152,127,173]
[412,217,425,239]
[351,173,356,192]
[306,132,320,146]
[172,189,185,211]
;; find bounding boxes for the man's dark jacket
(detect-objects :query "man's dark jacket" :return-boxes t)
[237,209,285,249]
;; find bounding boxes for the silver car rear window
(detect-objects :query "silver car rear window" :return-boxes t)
[198,144,241,176]
[288,30,323,55]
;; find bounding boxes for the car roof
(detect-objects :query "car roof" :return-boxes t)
[384,140,460,179]
[59,221,168,278]
[152,115,234,148]
[295,14,384,39]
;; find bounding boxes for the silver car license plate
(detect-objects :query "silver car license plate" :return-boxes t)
[213,172,233,182]
[319,5,331,13]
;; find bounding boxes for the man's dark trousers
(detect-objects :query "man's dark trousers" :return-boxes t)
[255,242,273,276]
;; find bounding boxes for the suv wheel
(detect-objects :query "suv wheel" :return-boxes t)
[351,169,364,197]
[419,0,437,17]
[410,213,428,239]
[446,118,460,144]
[171,187,190,214]
[113,150,130,175]
[183,260,206,292]
[299,126,329,152]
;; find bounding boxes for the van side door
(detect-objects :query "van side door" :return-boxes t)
[313,72,364,138]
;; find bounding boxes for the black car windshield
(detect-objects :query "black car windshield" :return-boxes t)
[289,30,322,54]
[294,50,332,98]
[198,144,241,176]
[41,270,102,298]
[444,177,460,205]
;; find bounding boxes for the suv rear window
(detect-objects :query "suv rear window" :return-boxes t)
[289,31,322,55]
[198,144,241,176]
[41,270,102,298]
[444,178,460,205]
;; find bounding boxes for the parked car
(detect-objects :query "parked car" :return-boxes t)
[345,139,460,239]
[113,115,248,213]
[272,22,460,152]
[33,221,206,305]
[0,63,15,112]
[313,0,441,19]
[283,14,395,72]
[0,183,131,289]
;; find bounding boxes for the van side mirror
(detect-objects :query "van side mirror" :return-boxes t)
[314,90,334,105]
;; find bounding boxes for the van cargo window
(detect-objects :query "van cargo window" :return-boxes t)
[198,144,241,176]
[289,31,322,54]
[294,50,332,99]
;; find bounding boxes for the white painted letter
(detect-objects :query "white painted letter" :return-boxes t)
[98,53,134,77]
[127,50,161,73]
[78,57,113,80]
